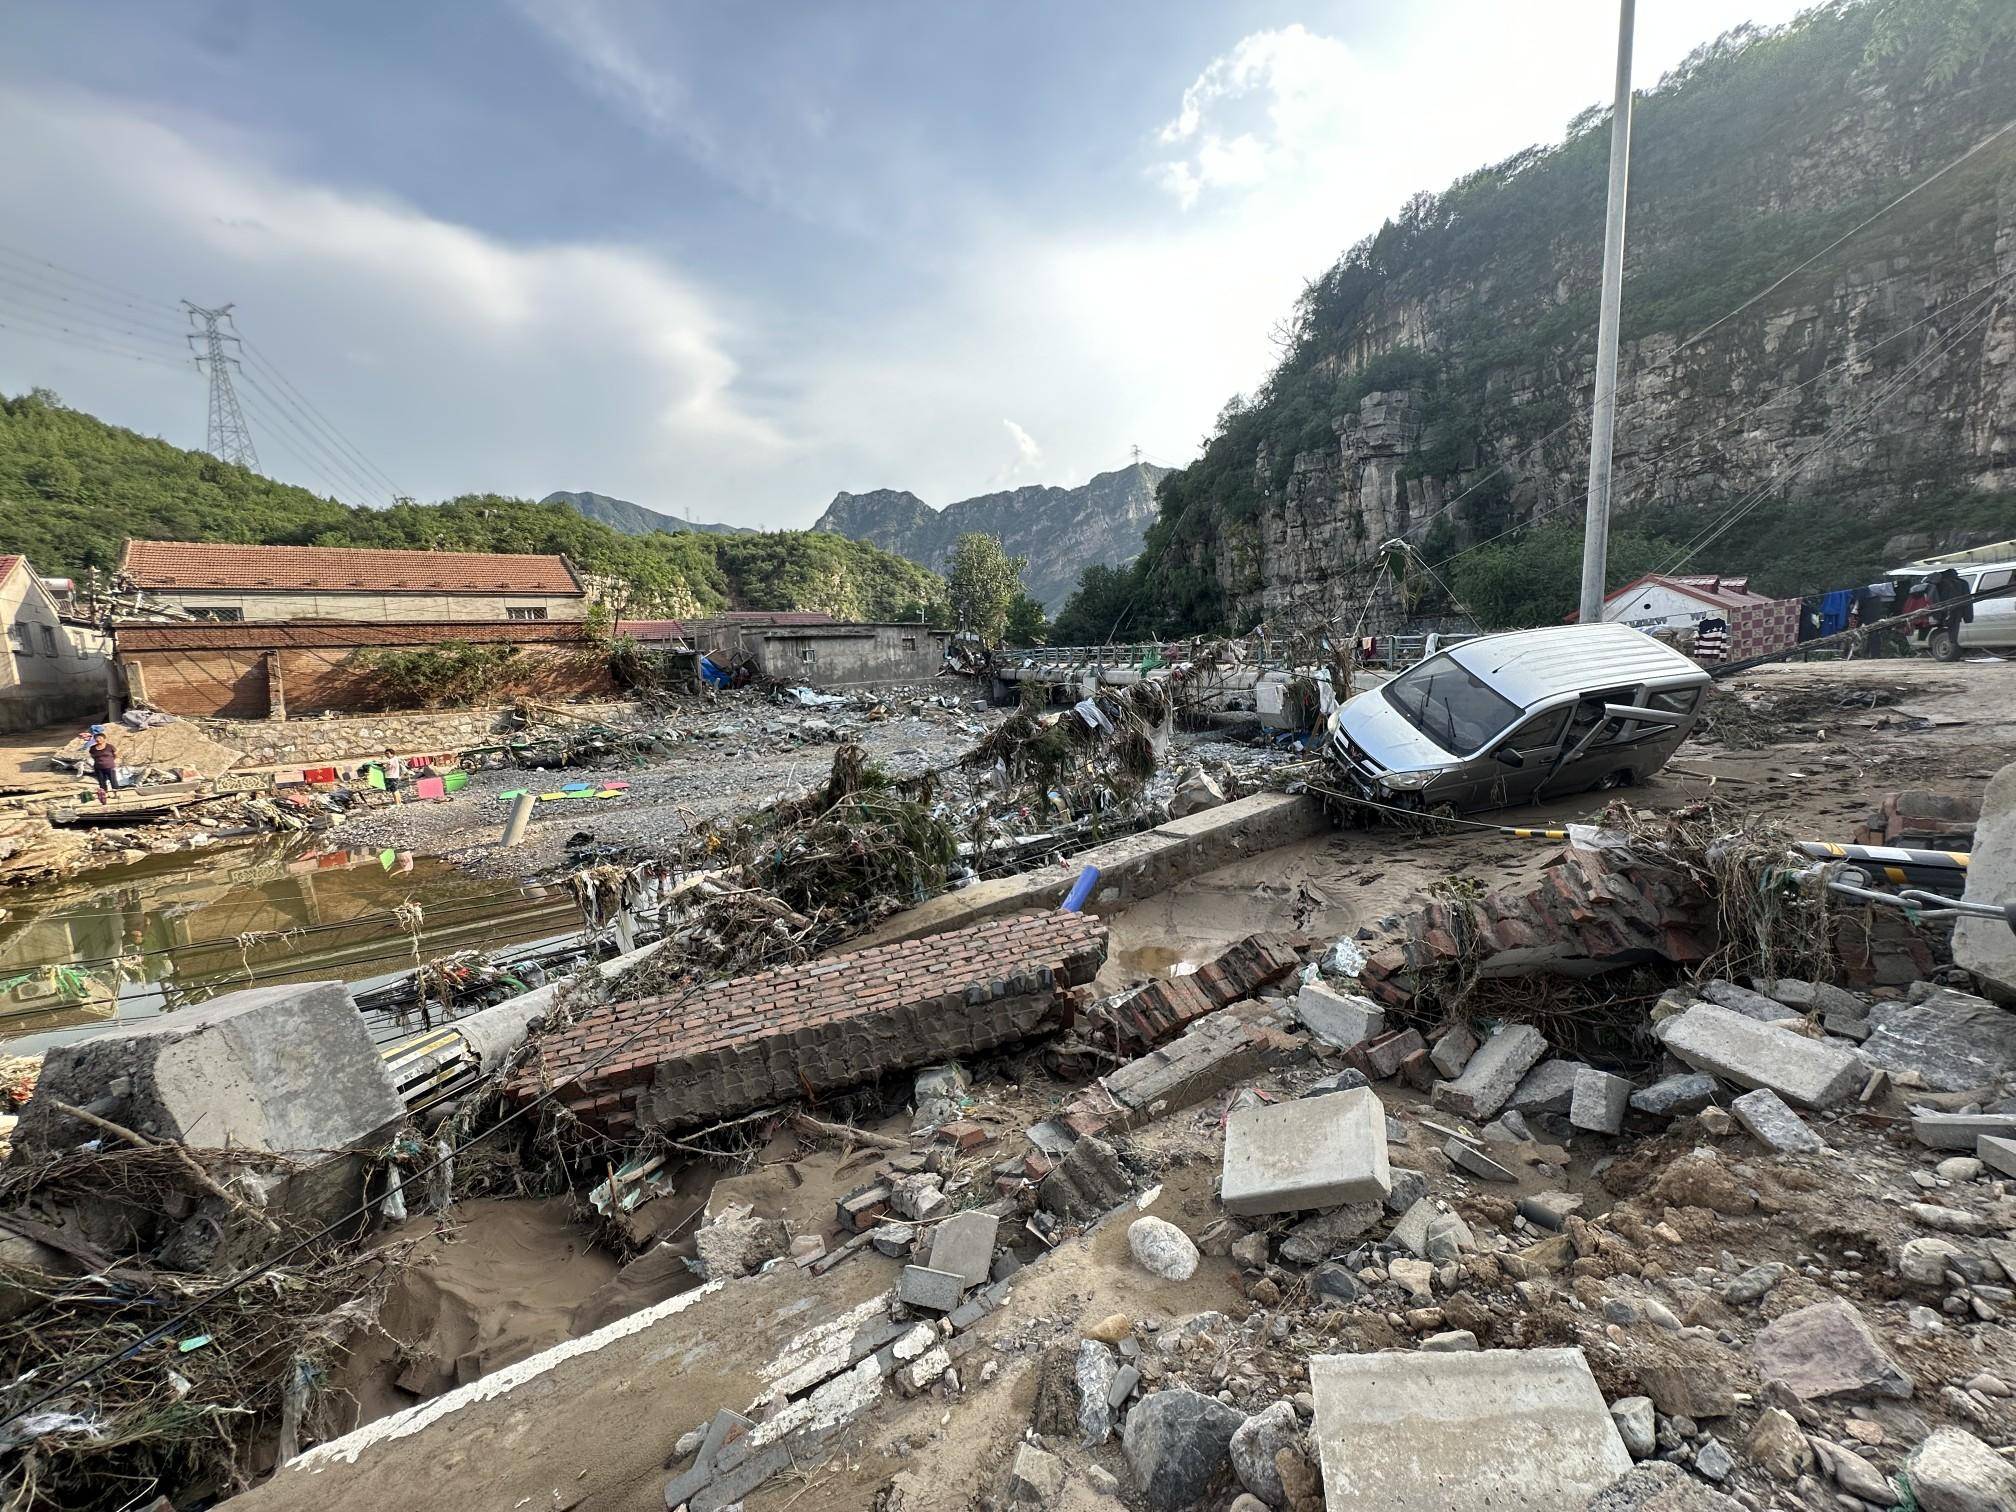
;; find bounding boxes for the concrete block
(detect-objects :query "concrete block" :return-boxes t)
[1221,1086,1391,1217]
[1629,1073,1717,1118]
[897,1265,965,1313]
[1569,1068,1631,1134]
[1654,1005,1861,1109]
[1389,1196,1439,1257]
[1729,1088,1825,1153]
[1309,1347,1632,1510]
[1509,1058,1587,1115]
[1911,1112,2016,1150]
[1954,759,2016,998]
[1857,987,2016,1091]
[1293,980,1385,1050]
[1445,1139,1517,1183]
[1979,1135,2016,1178]
[18,980,401,1154]
[1700,980,1799,1021]
[1433,1025,1547,1120]
[925,1210,999,1288]
[1430,1024,1479,1079]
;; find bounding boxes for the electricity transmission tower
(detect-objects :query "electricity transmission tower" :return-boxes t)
[182,301,260,470]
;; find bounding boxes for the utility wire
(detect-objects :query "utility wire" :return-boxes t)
[0,310,193,372]
[242,342,407,502]
[0,271,188,345]
[230,381,376,503]
[0,242,172,313]
[236,367,393,507]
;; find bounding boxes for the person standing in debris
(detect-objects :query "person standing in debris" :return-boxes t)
[382,748,407,805]
[86,727,118,805]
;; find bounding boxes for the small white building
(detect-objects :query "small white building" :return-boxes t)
[1576,572,1801,661]
[0,553,109,732]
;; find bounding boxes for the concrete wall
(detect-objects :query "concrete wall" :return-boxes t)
[853,792,1333,949]
[145,588,587,622]
[122,644,614,718]
[0,563,110,732]
[715,624,949,687]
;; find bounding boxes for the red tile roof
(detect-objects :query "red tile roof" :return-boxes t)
[118,540,584,596]
[616,619,691,641]
[0,555,21,584]
[114,620,597,653]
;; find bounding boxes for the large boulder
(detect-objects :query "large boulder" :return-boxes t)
[1123,1389,1243,1509]
[1128,1217,1201,1281]
[1751,1299,1912,1402]
[1953,760,2016,1001]
[1905,1427,2016,1512]
[1229,1400,1300,1504]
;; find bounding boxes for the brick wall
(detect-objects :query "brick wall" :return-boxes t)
[121,644,614,717]
[509,912,1109,1136]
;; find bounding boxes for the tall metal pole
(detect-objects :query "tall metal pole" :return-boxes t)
[182,302,260,471]
[1577,0,1635,626]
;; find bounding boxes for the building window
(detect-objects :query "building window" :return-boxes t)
[38,625,56,656]
[189,607,245,623]
[507,606,549,621]
[8,624,29,657]
[902,637,917,652]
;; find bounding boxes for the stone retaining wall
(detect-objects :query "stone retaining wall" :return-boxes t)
[510,912,1109,1136]
[191,699,652,766]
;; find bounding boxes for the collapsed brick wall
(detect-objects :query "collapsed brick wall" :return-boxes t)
[510,912,1109,1136]
[1355,838,1715,1010]
[122,645,616,718]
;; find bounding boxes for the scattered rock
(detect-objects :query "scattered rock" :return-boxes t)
[1751,1299,1913,1402]
[1122,1389,1244,1510]
[1228,1400,1299,1504]
[1009,1442,1066,1506]
[1128,1217,1200,1281]
[1905,1425,2016,1512]
[1693,1438,1734,1481]
[1743,1406,1811,1481]
[1075,1340,1120,1446]
[1811,1436,1893,1505]
[1935,1156,1984,1182]
[1084,1312,1133,1344]
[1582,1461,1744,1511]
[1899,1236,1964,1286]
[1728,1087,1826,1153]
[1630,1074,1719,1118]
[1721,1262,1784,1305]
[1610,1396,1656,1459]
[694,1215,791,1279]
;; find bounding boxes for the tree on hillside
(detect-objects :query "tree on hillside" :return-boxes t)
[1446,521,1669,629]
[1003,592,1049,647]
[1049,562,1138,645]
[946,532,1027,647]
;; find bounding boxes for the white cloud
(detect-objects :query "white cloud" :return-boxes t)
[1155,25,1359,209]
[0,86,788,513]
[995,418,1043,484]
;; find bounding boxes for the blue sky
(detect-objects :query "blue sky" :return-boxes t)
[0,0,1810,526]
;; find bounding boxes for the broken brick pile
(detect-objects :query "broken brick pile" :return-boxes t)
[509,912,1108,1136]
[1352,838,1714,1010]
[1099,932,1302,1055]
[1855,787,1978,851]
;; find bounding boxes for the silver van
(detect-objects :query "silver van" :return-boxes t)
[1324,624,1712,816]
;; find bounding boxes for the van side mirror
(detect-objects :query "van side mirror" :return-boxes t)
[1493,747,1525,768]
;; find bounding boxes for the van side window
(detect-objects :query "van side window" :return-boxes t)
[1505,707,1571,752]
[1648,688,1701,715]
[1978,568,2012,593]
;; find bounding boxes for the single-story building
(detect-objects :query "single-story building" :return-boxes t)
[614,619,692,646]
[116,540,589,623]
[0,553,110,732]
[113,619,614,719]
[1574,572,1800,661]
[691,617,950,686]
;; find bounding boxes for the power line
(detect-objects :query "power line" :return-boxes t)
[235,370,390,505]
[244,342,406,501]
[0,304,194,371]
[0,241,172,312]
[181,302,260,471]
[0,269,188,345]
[230,384,363,501]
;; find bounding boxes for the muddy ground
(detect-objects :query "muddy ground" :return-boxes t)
[216,657,2016,1509]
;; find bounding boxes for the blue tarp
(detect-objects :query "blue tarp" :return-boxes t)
[699,655,730,688]
[1819,588,1853,637]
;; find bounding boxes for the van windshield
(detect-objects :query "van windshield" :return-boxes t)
[1382,654,1521,756]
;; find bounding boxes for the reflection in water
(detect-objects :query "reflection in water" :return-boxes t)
[0,840,578,1056]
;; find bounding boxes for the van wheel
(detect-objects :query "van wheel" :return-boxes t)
[1928,629,1961,662]
[1598,769,1634,791]
[1426,802,1461,823]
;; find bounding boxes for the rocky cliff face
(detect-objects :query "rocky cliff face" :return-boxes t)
[543,490,748,538]
[813,464,1169,610]
[1152,3,2016,634]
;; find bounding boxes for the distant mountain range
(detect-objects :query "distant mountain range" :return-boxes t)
[543,489,750,537]
[811,462,1170,610]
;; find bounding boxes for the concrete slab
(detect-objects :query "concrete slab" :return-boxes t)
[1654,1005,1861,1109]
[897,1265,965,1313]
[1953,759,2016,998]
[1911,1112,2016,1150]
[926,1210,999,1289]
[1445,1139,1517,1183]
[1293,980,1385,1050]
[1221,1087,1391,1216]
[1430,1024,1478,1079]
[1700,980,1799,1021]
[1570,1068,1631,1134]
[1509,1058,1588,1116]
[1432,1025,1547,1120]
[1979,1135,2016,1178]
[1857,987,2016,1092]
[1309,1347,1632,1510]
[1729,1088,1825,1153]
